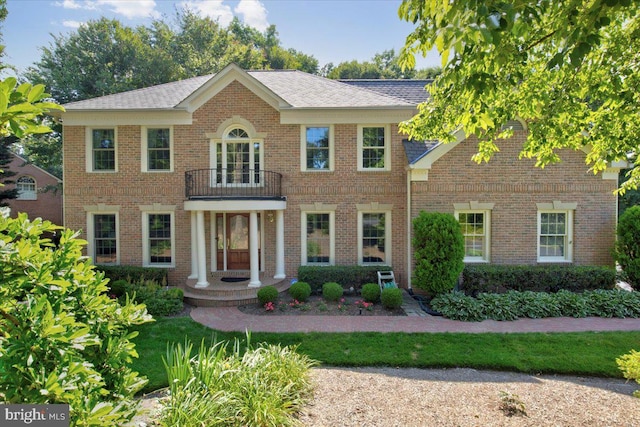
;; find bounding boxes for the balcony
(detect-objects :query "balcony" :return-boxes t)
[185,169,284,200]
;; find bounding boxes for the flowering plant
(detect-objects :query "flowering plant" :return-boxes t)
[264,301,275,311]
[355,300,374,311]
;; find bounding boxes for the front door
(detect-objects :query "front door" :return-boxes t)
[216,213,260,270]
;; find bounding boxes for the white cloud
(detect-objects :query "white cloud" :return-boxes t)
[180,0,234,26]
[62,20,84,29]
[95,1,160,19]
[55,0,160,19]
[234,0,268,31]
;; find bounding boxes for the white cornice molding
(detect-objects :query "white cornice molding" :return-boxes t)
[62,111,192,126]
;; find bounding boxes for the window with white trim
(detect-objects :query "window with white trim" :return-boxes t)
[358,125,390,171]
[301,125,333,171]
[358,210,391,265]
[143,212,175,267]
[538,210,573,262]
[143,127,172,171]
[213,127,262,184]
[455,211,491,262]
[301,210,335,265]
[87,128,117,172]
[16,176,36,200]
[90,213,118,265]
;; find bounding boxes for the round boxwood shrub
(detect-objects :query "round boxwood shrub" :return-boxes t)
[616,205,640,287]
[257,285,279,305]
[361,283,381,303]
[380,287,403,309]
[322,282,343,302]
[412,211,465,296]
[289,281,312,302]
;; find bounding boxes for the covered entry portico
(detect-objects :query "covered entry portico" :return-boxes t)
[185,199,286,288]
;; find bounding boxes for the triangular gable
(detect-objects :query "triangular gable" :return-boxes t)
[408,128,466,172]
[176,63,291,113]
[10,152,62,183]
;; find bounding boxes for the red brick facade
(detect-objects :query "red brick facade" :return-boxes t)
[62,73,618,289]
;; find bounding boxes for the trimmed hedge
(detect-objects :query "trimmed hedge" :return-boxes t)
[297,265,392,293]
[461,264,616,295]
[110,279,183,317]
[431,289,640,322]
[97,265,168,285]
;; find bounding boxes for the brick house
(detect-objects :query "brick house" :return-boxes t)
[58,64,621,305]
[4,152,63,226]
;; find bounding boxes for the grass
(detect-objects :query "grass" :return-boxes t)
[131,316,640,393]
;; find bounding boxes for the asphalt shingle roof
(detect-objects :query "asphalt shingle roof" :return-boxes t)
[63,69,418,111]
[339,79,432,104]
[403,139,441,164]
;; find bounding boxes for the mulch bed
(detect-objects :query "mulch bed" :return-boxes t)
[238,294,406,316]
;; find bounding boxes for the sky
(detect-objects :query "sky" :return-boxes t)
[2,0,440,76]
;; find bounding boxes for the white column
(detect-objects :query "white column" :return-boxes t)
[189,211,197,279]
[248,210,261,287]
[274,210,285,279]
[195,210,209,288]
[210,213,217,272]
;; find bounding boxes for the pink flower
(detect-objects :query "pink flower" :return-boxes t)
[264,302,275,311]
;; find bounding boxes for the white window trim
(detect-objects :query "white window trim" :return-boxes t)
[300,125,334,172]
[454,210,491,263]
[357,207,392,266]
[16,176,37,200]
[141,207,176,268]
[300,203,336,265]
[84,205,120,265]
[537,209,574,263]
[357,125,391,171]
[141,126,174,172]
[86,127,118,173]
[209,125,264,185]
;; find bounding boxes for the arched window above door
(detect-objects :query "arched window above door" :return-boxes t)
[213,124,263,186]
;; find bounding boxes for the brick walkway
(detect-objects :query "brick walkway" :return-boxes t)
[191,291,640,334]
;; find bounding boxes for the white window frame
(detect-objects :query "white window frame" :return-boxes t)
[357,125,390,171]
[357,206,392,266]
[141,208,176,268]
[455,210,491,263]
[86,127,118,172]
[16,176,37,200]
[211,126,264,186]
[300,125,334,172]
[537,205,574,263]
[85,208,120,265]
[141,126,173,172]
[300,204,336,265]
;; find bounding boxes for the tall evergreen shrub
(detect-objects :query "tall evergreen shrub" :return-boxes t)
[616,205,640,287]
[412,211,465,295]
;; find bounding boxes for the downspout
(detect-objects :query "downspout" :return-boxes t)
[406,167,412,290]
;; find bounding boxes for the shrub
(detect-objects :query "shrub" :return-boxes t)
[322,282,343,301]
[412,211,465,295]
[361,283,381,303]
[430,291,485,322]
[162,336,317,426]
[616,205,640,287]
[257,286,279,305]
[617,349,640,398]
[98,264,168,285]
[289,281,312,302]
[0,212,152,425]
[297,265,392,292]
[112,279,184,317]
[380,287,404,309]
[461,264,616,294]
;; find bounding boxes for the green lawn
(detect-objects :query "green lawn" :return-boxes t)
[131,316,640,393]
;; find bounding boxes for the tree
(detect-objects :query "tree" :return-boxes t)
[0,135,18,205]
[326,49,417,79]
[398,0,640,192]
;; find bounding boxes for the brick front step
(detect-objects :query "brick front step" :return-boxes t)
[183,275,290,307]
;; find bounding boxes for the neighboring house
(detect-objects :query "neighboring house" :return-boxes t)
[58,64,621,305]
[4,152,63,226]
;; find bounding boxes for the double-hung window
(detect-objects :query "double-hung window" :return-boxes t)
[143,211,175,267]
[16,176,36,200]
[538,207,574,262]
[301,205,335,265]
[358,208,391,265]
[358,125,390,171]
[454,203,493,263]
[89,128,116,172]
[143,127,172,172]
[92,213,118,264]
[301,125,333,171]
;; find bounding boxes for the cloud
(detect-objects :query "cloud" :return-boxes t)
[180,0,234,26]
[55,0,160,19]
[62,20,84,28]
[235,0,269,31]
